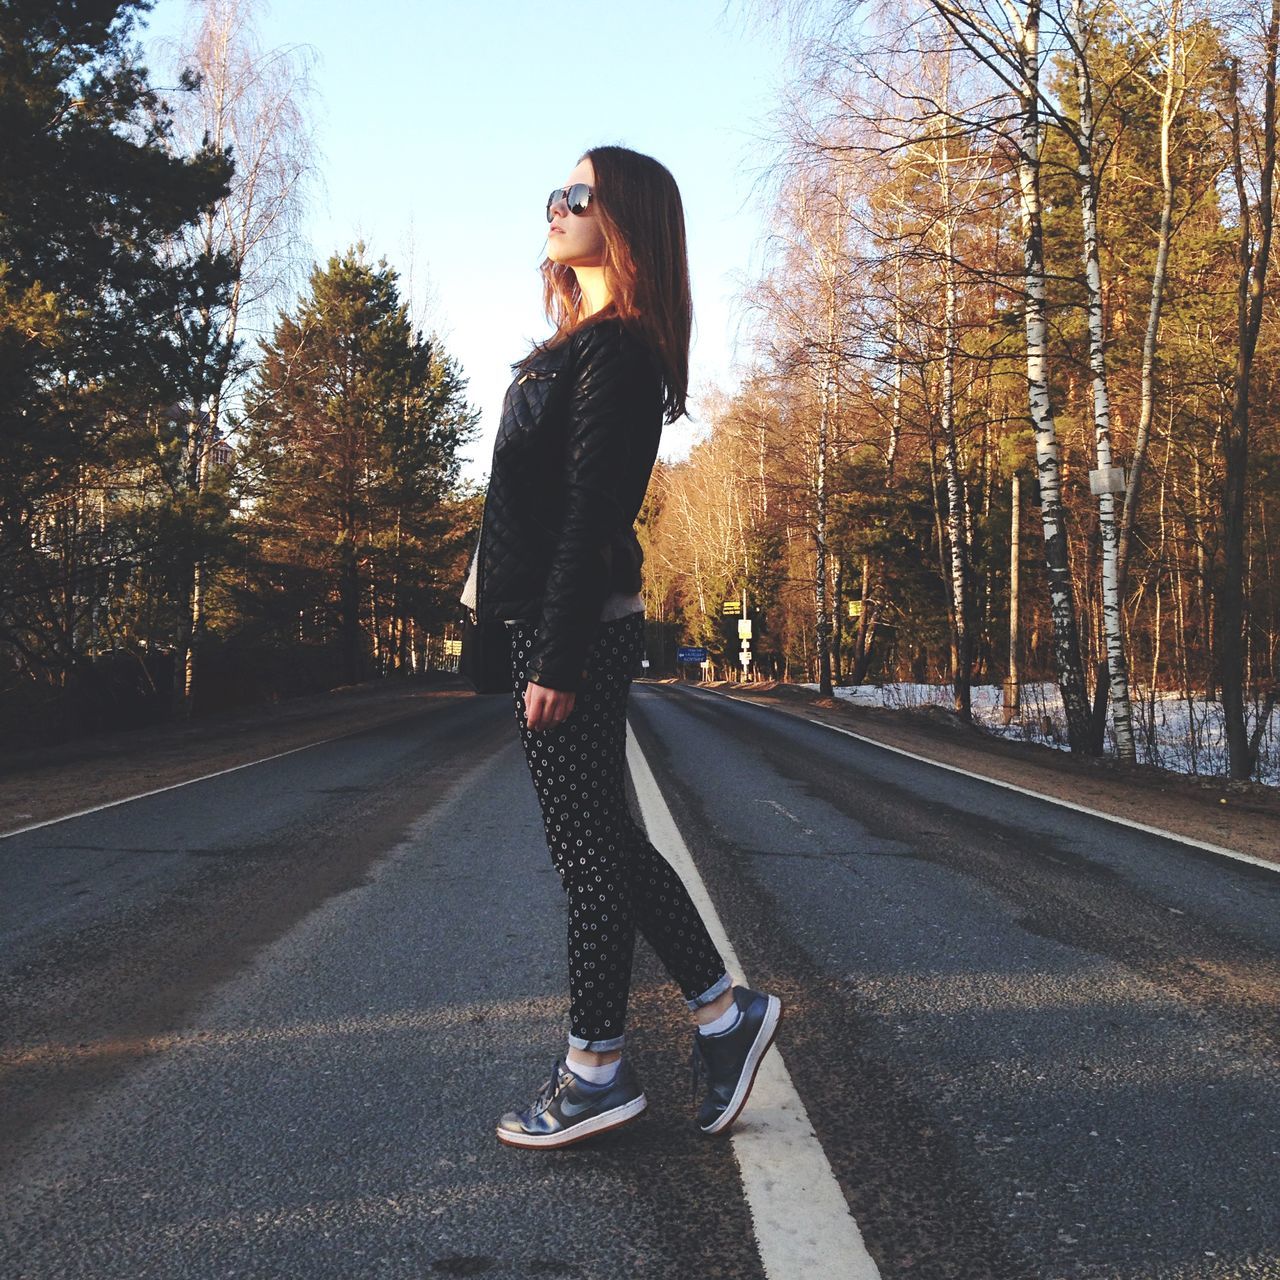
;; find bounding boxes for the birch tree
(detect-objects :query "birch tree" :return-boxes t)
[904,33,998,719]
[159,0,316,712]
[1064,0,1137,759]
[807,173,846,695]
[929,0,1094,750]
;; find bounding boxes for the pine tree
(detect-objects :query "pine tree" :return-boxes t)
[0,0,234,703]
[240,245,478,685]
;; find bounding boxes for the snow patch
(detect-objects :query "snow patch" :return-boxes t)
[795,681,1279,786]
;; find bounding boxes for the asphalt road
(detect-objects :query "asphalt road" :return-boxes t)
[1,681,1278,1279]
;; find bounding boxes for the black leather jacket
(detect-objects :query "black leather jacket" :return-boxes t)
[473,316,664,692]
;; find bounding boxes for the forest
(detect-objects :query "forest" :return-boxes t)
[659,0,1280,782]
[1,0,480,748]
[2,0,1277,784]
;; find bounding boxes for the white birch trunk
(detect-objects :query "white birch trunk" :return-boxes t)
[805,174,846,698]
[889,212,905,483]
[815,292,835,695]
[1009,0,1094,751]
[1069,0,1137,761]
[1004,471,1022,722]
[937,98,972,719]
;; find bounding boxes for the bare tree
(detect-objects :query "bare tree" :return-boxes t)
[741,117,862,689]
[159,0,317,712]
[1114,0,1205,594]
[899,31,997,718]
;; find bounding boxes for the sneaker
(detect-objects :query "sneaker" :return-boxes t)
[496,1055,647,1149]
[689,985,783,1135]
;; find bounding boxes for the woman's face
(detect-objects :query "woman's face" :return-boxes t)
[547,157,604,269]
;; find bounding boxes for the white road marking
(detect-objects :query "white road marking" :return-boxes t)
[685,684,1279,875]
[759,798,815,836]
[625,722,881,1280]
[0,731,363,840]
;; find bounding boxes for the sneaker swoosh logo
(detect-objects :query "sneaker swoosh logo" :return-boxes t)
[561,1096,599,1116]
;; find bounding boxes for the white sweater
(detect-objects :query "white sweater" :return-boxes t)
[459,542,643,622]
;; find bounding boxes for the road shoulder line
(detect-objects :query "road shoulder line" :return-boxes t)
[0,732,363,841]
[625,720,881,1280]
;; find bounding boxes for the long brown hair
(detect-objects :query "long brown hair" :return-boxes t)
[516,144,692,426]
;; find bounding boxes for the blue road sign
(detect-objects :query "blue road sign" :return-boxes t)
[677,647,708,663]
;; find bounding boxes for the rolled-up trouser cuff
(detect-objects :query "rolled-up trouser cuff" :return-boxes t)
[685,970,734,1011]
[567,1031,626,1052]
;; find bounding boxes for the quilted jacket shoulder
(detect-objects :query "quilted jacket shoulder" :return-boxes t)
[476,317,663,692]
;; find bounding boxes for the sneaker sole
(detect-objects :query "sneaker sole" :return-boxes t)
[495,1092,648,1149]
[700,994,783,1136]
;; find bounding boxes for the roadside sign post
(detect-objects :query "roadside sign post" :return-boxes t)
[676,646,708,682]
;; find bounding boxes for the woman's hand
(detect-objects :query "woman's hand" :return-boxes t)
[524,680,576,732]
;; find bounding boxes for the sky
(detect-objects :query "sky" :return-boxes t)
[138,0,795,487]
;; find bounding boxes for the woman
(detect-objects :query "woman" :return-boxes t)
[461,145,782,1149]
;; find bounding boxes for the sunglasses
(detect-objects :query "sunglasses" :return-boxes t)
[546,182,594,222]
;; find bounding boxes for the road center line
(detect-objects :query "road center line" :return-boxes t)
[684,684,1278,876]
[759,798,815,835]
[625,720,881,1280]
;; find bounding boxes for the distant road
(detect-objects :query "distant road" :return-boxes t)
[2,679,1278,1278]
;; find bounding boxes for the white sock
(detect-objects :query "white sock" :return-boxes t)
[565,1048,621,1085]
[698,1002,743,1036]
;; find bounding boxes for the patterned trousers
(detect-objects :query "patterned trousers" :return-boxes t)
[507,610,732,1051]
